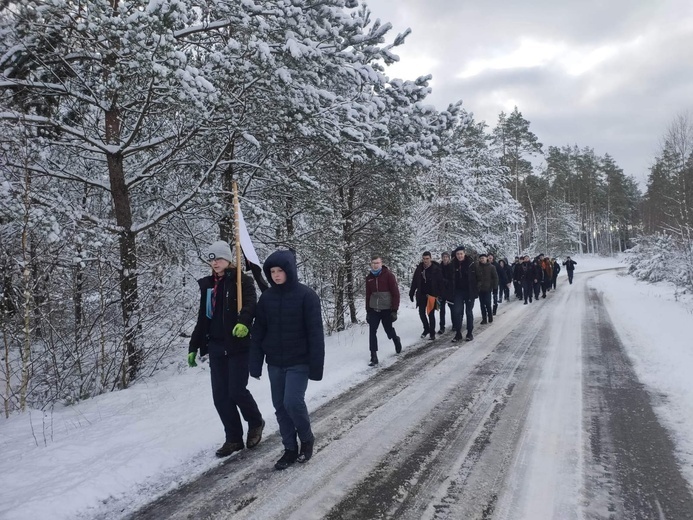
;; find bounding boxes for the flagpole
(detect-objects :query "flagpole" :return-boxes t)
[232,181,242,313]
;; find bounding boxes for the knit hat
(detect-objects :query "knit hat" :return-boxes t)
[206,240,234,263]
[453,245,465,254]
[478,253,487,258]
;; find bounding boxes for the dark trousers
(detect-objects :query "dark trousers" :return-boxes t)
[568,271,574,284]
[452,290,475,334]
[367,309,397,352]
[501,284,510,301]
[209,351,263,443]
[417,300,436,337]
[533,281,541,299]
[439,300,454,328]
[514,280,523,299]
[267,364,313,451]
[492,287,498,306]
[552,275,558,289]
[522,280,533,303]
[479,291,492,320]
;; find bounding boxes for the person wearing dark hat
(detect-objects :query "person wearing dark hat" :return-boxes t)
[476,253,498,324]
[450,246,478,342]
[438,252,454,334]
[250,249,325,470]
[188,240,265,458]
[409,251,443,340]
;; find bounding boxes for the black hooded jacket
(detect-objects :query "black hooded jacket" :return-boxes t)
[250,250,325,381]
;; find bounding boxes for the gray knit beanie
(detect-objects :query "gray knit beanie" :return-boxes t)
[206,241,234,263]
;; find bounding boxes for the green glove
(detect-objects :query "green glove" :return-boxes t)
[232,323,249,338]
[187,352,197,368]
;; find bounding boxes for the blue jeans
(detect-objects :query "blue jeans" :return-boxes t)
[209,350,263,443]
[452,290,475,334]
[267,364,313,451]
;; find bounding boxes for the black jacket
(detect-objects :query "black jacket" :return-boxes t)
[189,268,256,357]
[451,255,478,300]
[440,261,454,302]
[409,260,443,304]
[563,259,577,272]
[250,250,325,381]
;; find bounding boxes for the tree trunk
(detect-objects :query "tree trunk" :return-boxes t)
[106,143,140,386]
[19,159,32,411]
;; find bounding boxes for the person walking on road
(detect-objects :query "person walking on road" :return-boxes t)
[438,252,454,334]
[476,253,498,324]
[563,256,578,284]
[409,251,443,341]
[188,240,265,458]
[551,257,561,289]
[450,246,478,342]
[250,249,325,470]
[365,255,402,366]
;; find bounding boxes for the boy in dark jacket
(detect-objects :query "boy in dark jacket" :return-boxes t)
[409,251,443,340]
[563,256,577,284]
[250,249,325,470]
[551,258,560,289]
[438,252,454,334]
[450,246,478,342]
[476,254,499,324]
[188,240,265,458]
[365,255,402,366]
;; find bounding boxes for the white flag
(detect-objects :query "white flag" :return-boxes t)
[237,203,261,266]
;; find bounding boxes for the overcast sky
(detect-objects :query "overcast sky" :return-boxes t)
[366,0,693,189]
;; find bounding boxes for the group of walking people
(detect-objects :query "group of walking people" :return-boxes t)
[187,241,325,471]
[186,238,578,467]
[365,247,578,365]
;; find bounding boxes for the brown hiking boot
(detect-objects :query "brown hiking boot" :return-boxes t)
[215,441,244,458]
[246,419,265,449]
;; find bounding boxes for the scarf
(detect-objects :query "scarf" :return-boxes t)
[211,272,224,316]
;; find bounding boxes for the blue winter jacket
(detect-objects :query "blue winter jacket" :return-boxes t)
[249,250,325,381]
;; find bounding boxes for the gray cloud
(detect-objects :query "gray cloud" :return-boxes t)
[365,0,693,187]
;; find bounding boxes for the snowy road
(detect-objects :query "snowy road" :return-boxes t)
[128,270,693,520]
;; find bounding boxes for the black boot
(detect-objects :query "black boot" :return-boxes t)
[492,304,497,315]
[393,336,402,354]
[298,439,314,463]
[274,449,299,470]
[368,352,379,366]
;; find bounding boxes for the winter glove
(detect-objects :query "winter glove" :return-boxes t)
[232,323,249,338]
[409,294,414,302]
[187,352,197,368]
[391,310,398,322]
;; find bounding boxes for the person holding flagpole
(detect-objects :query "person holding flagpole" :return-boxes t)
[187,239,265,457]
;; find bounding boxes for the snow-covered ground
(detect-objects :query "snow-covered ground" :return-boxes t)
[1,255,692,520]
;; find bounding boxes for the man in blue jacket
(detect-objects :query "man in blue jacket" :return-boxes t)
[250,249,325,470]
